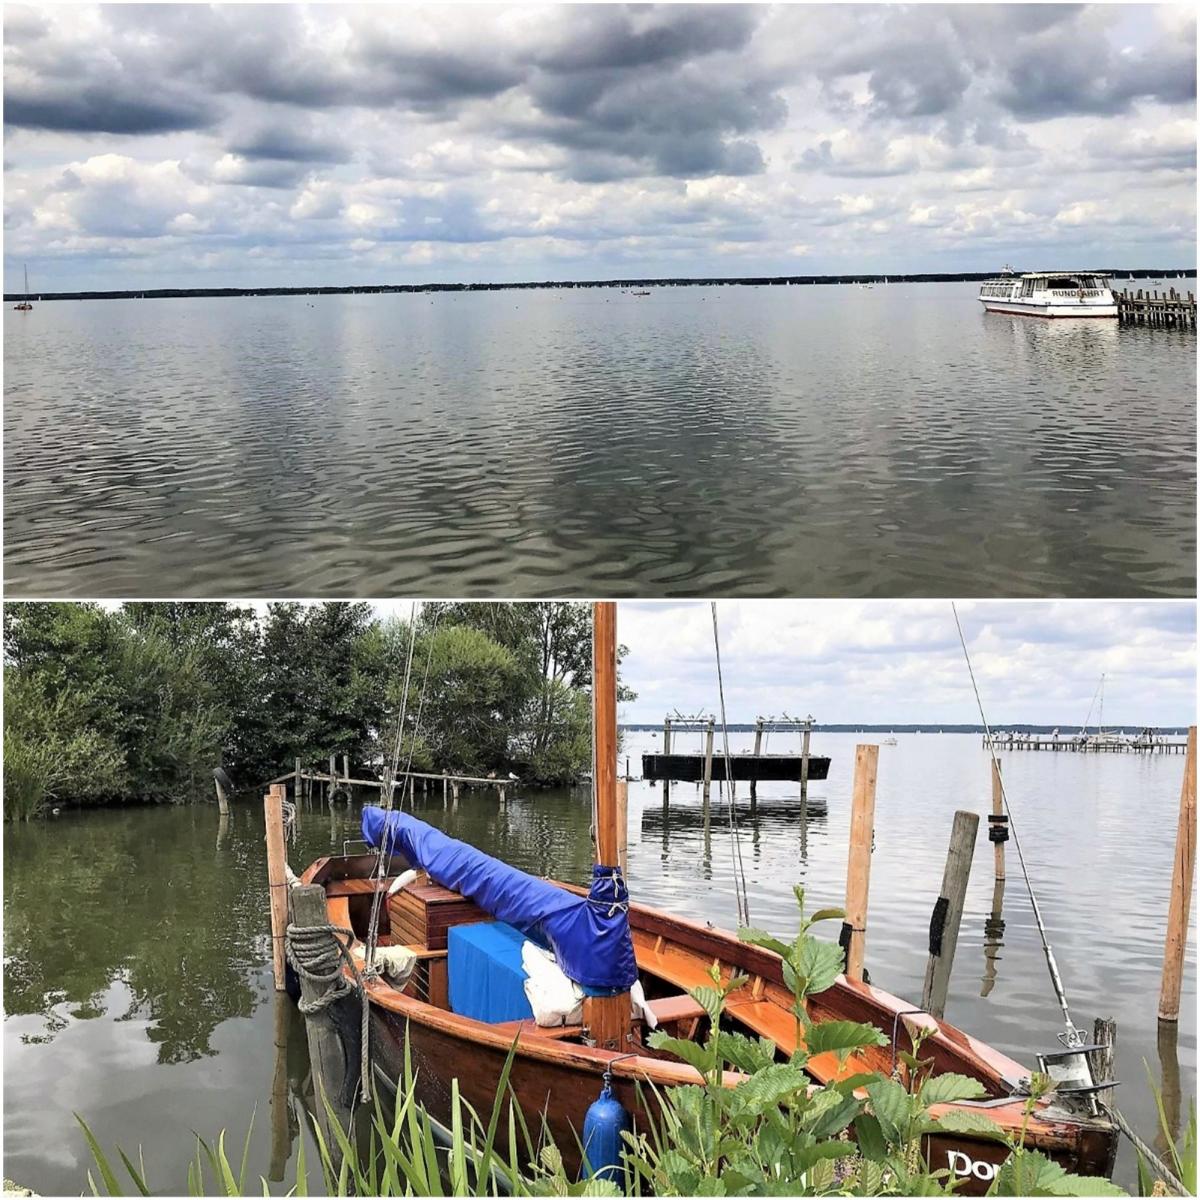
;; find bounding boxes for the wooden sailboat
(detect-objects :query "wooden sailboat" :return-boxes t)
[13,265,33,311]
[295,603,1117,1191]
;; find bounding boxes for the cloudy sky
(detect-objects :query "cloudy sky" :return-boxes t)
[616,600,1196,726]
[3,4,1195,292]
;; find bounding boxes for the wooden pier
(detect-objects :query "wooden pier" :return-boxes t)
[267,757,516,804]
[982,733,1187,754]
[1116,288,1196,330]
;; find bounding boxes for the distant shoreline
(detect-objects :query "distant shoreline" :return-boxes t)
[622,723,1189,735]
[4,268,1194,303]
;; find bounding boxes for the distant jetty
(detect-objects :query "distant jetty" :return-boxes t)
[4,268,1193,304]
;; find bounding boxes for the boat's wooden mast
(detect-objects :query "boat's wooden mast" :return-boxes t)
[584,600,632,1050]
[593,600,619,866]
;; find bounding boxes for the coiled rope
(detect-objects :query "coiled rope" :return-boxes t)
[286,921,372,1104]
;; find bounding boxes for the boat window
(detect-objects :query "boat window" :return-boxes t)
[1046,277,1080,290]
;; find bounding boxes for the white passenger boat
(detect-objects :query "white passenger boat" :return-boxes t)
[978,271,1117,319]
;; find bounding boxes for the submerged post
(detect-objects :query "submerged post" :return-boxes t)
[991,758,1006,882]
[1158,726,1196,1022]
[265,784,289,992]
[844,744,879,983]
[269,990,292,1181]
[922,809,979,1019]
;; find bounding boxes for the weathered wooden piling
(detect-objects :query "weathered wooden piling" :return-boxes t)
[328,755,337,803]
[662,717,672,807]
[702,718,715,841]
[1158,725,1196,1022]
[214,771,231,816]
[922,810,979,1019]
[844,744,879,983]
[265,784,290,992]
[294,757,303,803]
[289,883,354,1151]
[799,719,812,816]
[1090,1017,1117,1110]
[990,759,1005,881]
[750,718,763,804]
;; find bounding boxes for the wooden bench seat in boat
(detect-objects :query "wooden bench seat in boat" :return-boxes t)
[636,943,869,1081]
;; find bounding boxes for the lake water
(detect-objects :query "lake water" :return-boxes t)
[3,732,1193,1195]
[4,283,1195,598]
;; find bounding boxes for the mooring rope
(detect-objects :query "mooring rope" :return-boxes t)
[711,602,751,928]
[286,922,372,1103]
[1102,1103,1186,1195]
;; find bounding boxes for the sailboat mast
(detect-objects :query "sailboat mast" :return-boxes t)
[24,264,29,299]
[593,601,619,865]
[585,601,632,1051]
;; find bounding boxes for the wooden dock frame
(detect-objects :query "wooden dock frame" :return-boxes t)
[982,733,1187,754]
[266,761,517,807]
[1116,287,1196,330]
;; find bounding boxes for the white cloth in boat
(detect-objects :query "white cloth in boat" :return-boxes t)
[521,941,656,1029]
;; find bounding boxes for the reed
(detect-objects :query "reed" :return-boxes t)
[3,726,61,822]
[1136,1069,1196,1197]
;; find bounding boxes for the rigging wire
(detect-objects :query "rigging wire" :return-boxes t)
[711,602,751,928]
[951,602,1084,1047]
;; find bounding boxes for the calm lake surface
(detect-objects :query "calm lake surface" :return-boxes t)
[3,732,1193,1195]
[5,283,1195,598]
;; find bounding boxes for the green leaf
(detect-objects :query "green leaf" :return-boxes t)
[647,1031,716,1076]
[930,1108,1006,1140]
[804,1019,888,1059]
[853,1113,889,1162]
[806,1093,862,1140]
[74,1115,126,1197]
[797,938,845,998]
[731,1064,811,1111]
[995,1148,1127,1196]
[919,1072,988,1107]
[717,1030,779,1075]
[738,927,791,958]
[807,907,846,925]
[865,1076,910,1145]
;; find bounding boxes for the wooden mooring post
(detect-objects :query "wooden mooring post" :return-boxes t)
[990,759,1006,881]
[922,810,979,1019]
[1090,1017,1117,1110]
[268,990,293,1182]
[294,757,303,803]
[616,780,629,874]
[213,769,231,816]
[702,718,715,840]
[750,718,763,805]
[289,883,354,1156]
[800,717,812,816]
[1158,725,1196,1022]
[662,717,672,807]
[844,744,879,982]
[264,784,289,992]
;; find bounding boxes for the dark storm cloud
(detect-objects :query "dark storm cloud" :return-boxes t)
[228,123,350,165]
[532,5,759,72]
[992,16,1197,119]
[4,84,215,134]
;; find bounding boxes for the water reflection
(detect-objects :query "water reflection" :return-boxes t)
[5,284,1194,597]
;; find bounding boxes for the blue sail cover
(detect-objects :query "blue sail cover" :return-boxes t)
[362,807,637,991]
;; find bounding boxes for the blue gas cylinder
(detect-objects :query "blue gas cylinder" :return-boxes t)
[581,1073,630,1182]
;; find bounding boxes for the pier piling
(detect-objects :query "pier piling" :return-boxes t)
[1158,726,1196,1023]
[844,744,879,983]
[1090,1017,1118,1110]
[265,784,289,992]
[922,810,979,1019]
[750,718,763,805]
[991,759,1006,882]
[662,717,672,808]
[702,718,714,840]
[214,771,231,817]
[800,717,812,817]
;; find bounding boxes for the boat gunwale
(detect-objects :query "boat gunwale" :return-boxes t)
[298,855,1110,1150]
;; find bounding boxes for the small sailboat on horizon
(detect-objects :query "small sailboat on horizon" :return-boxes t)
[13,264,33,311]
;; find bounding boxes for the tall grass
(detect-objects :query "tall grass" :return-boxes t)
[3,725,61,822]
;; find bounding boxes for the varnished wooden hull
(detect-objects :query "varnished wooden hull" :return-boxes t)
[301,855,1116,1191]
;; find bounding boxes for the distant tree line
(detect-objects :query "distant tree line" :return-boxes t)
[3,601,629,821]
